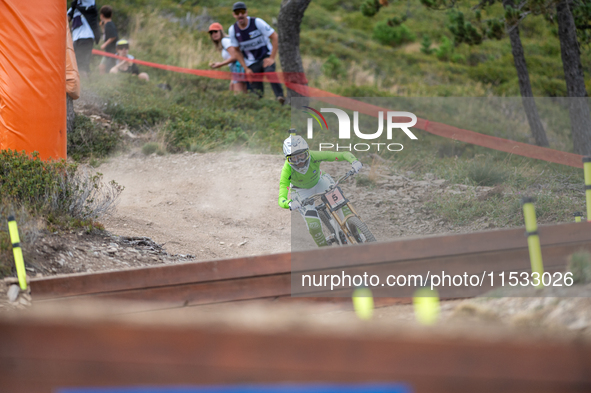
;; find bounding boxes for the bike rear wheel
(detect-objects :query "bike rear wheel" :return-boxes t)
[347,216,377,243]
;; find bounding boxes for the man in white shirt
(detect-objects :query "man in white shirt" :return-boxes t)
[68,7,95,78]
[228,2,285,104]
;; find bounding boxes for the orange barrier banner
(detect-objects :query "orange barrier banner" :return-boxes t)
[92,50,584,169]
[0,0,67,160]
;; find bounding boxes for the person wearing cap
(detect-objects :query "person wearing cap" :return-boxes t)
[208,22,246,94]
[228,2,285,104]
[109,39,149,81]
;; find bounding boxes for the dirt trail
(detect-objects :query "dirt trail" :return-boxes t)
[98,150,500,260]
[99,151,298,260]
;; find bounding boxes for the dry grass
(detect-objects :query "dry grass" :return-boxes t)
[129,12,219,70]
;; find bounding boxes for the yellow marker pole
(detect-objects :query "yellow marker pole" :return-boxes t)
[413,285,440,326]
[352,287,374,320]
[584,157,591,222]
[522,197,544,288]
[574,212,583,223]
[7,216,27,290]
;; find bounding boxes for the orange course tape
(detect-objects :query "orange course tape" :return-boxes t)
[92,49,308,84]
[92,50,584,169]
[286,83,584,169]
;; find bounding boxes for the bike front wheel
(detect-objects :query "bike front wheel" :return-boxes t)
[346,216,377,243]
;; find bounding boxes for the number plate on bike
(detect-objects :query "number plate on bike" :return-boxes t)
[324,187,346,209]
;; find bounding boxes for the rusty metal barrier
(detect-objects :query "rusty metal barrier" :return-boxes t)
[0,307,590,393]
[29,222,591,306]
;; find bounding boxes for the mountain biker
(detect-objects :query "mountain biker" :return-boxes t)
[278,130,363,247]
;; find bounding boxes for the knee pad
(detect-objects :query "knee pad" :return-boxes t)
[303,211,326,246]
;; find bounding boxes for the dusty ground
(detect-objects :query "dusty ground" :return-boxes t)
[0,149,524,311]
[99,151,292,258]
[98,150,498,257]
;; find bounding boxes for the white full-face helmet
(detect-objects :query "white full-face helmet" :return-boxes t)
[283,130,310,174]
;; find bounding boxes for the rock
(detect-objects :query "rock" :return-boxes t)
[7,285,20,302]
[106,247,118,254]
[120,128,137,139]
[568,319,590,330]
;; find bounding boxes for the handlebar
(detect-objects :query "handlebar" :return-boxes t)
[300,169,356,207]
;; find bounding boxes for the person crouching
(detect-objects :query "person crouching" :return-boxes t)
[109,39,149,81]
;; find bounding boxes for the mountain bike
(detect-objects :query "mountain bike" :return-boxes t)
[300,170,377,245]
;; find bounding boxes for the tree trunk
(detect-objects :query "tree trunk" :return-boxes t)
[277,0,312,103]
[556,0,591,155]
[67,94,75,137]
[503,0,549,147]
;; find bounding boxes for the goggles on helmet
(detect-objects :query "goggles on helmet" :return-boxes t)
[287,150,309,165]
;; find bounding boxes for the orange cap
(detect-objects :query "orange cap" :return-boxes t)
[208,22,223,32]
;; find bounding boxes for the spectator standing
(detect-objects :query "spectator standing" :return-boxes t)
[68,7,95,78]
[109,40,150,81]
[208,22,246,94]
[228,2,285,104]
[67,0,101,44]
[98,5,118,74]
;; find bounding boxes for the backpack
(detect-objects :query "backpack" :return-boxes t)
[68,0,101,44]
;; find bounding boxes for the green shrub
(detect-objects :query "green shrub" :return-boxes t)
[0,149,123,220]
[189,143,207,153]
[142,142,160,155]
[568,251,591,284]
[436,36,454,61]
[0,150,123,279]
[466,160,509,186]
[0,150,74,211]
[421,35,434,55]
[467,61,514,86]
[68,114,121,161]
[106,103,167,129]
[372,22,415,47]
[451,53,466,64]
[322,54,347,80]
[361,0,382,17]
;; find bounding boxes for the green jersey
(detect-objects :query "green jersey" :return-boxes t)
[278,150,357,209]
